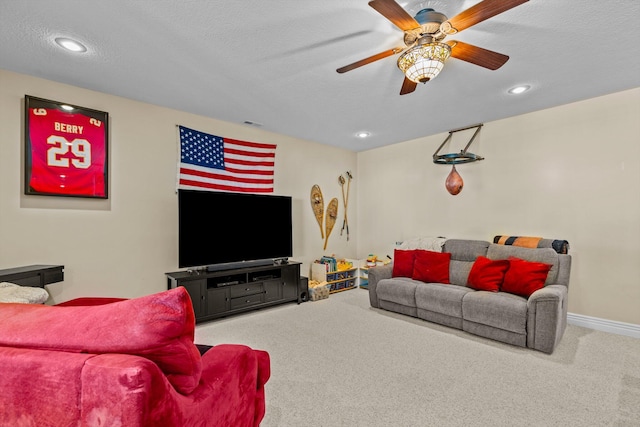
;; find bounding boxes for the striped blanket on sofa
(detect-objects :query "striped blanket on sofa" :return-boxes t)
[493,235,570,254]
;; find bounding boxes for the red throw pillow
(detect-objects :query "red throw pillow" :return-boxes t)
[467,256,510,292]
[392,249,417,278]
[502,256,552,297]
[411,250,451,284]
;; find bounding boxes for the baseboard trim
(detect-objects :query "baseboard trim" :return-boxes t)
[567,312,640,339]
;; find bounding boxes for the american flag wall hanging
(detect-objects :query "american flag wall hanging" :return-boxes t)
[177,125,276,193]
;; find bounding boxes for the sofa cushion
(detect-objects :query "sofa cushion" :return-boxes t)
[392,249,417,278]
[467,256,510,292]
[0,347,95,424]
[443,239,490,261]
[502,257,552,297]
[415,282,472,318]
[0,287,201,394]
[462,291,528,334]
[486,244,559,285]
[412,250,451,283]
[448,260,473,286]
[376,278,418,307]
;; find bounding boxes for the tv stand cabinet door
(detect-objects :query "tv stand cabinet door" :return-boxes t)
[207,287,230,315]
[281,264,300,301]
[263,279,282,302]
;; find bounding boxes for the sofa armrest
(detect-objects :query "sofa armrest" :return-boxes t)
[200,344,270,427]
[367,264,393,308]
[80,344,270,427]
[526,285,568,353]
[0,347,95,426]
[80,353,171,426]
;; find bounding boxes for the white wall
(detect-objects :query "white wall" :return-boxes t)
[357,88,640,325]
[0,69,358,302]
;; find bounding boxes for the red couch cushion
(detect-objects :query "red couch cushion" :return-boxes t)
[392,249,417,278]
[501,256,552,297]
[467,256,510,292]
[0,287,201,394]
[411,250,451,283]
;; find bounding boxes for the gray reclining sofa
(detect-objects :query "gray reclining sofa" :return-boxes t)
[368,239,572,354]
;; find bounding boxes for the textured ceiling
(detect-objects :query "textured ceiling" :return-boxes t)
[1,0,639,152]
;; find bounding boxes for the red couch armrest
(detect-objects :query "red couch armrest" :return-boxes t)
[200,344,271,427]
[80,344,270,427]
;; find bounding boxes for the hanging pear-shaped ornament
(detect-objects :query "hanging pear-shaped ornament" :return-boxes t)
[445,165,463,195]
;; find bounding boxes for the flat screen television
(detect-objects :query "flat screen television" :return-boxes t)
[178,189,293,270]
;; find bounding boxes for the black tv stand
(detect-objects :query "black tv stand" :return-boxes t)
[166,261,305,323]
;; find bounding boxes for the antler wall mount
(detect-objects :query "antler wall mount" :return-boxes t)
[336,0,529,95]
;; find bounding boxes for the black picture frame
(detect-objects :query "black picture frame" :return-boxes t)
[24,95,109,198]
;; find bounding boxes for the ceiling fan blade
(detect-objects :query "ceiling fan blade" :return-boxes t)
[447,40,509,70]
[447,0,529,33]
[368,0,420,32]
[336,47,403,73]
[400,77,417,95]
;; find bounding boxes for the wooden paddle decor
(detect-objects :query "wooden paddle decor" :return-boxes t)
[339,175,346,236]
[310,185,325,239]
[343,171,353,241]
[324,198,339,250]
[445,165,464,195]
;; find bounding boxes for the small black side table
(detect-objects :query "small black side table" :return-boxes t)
[0,265,64,288]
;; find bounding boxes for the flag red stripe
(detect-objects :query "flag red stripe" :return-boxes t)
[225,157,275,168]
[224,138,277,150]
[223,166,273,175]
[179,178,273,193]
[224,147,275,158]
[181,167,274,184]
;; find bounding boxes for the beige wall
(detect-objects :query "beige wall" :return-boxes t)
[357,88,640,324]
[0,69,358,302]
[1,69,638,325]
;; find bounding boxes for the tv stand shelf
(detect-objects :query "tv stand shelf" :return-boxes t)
[166,262,303,323]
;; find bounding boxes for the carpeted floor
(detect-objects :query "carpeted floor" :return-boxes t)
[195,288,640,427]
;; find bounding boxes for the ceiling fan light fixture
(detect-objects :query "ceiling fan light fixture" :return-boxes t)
[397,42,451,84]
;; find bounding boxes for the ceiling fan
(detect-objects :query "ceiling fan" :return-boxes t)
[336,0,529,95]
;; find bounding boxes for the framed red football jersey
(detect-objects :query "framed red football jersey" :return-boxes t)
[24,95,109,198]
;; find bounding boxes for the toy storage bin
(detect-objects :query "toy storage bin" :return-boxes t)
[309,284,330,301]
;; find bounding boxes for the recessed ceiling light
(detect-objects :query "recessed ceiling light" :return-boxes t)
[54,37,87,53]
[356,131,370,138]
[508,85,531,95]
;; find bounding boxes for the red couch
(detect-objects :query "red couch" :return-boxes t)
[0,287,270,427]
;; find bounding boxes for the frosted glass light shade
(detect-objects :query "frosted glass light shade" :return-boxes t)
[397,42,451,83]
